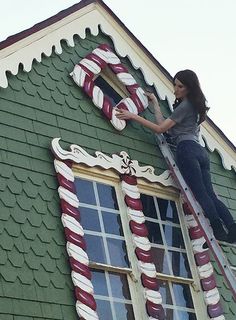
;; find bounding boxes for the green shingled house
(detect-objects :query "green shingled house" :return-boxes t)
[0,1,236,320]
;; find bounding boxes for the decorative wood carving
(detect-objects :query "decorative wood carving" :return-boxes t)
[52,138,177,188]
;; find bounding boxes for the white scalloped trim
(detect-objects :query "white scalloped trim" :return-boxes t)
[0,3,234,170]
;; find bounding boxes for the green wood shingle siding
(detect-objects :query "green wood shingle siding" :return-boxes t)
[0,30,236,319]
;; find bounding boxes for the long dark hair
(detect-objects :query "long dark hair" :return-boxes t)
[173,70,209,124]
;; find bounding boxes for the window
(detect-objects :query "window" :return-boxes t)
[74,175,138,320]
[140,193,197,320]
[72,167,206,320]
[94,75,123,107]
[93,65,129,108]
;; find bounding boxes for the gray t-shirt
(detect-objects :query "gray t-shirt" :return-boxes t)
[168,99,200,145]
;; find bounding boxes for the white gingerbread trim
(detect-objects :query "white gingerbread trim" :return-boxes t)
[200,125,236,171]
[51,138,177,188]
[0,1,235,171]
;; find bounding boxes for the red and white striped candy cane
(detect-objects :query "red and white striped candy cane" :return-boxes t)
[121,174,165,320]
[71,44,149,131]
[54,159,99,320]
[183,204,225,320]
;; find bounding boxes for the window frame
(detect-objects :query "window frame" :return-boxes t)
[73,164,208,320]
[73,167,148,320]
[52,138,210,320]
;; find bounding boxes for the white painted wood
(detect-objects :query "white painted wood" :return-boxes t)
[52,138,177,188]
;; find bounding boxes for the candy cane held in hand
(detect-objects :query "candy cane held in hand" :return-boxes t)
[70,43,149,131]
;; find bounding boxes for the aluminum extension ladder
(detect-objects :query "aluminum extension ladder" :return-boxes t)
[155,133,236,300]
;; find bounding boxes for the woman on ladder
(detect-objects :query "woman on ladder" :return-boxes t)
[116,69,236,243]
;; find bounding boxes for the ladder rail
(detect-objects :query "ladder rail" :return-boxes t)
[155,134,236,300]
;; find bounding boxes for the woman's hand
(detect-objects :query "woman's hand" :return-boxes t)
[115,108,136,120]
[144,91,158,104]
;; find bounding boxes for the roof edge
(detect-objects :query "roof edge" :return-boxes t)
[0,0,95,50]
[0,0,235,164]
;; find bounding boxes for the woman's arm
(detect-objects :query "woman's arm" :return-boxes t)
[144,92,165,125]
[115,109,176,134]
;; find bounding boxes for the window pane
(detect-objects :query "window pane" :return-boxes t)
[96,299,113,320]
[103,211,123,236]
[140,194,157,219]
[162,225,185,248]
[75,178,96,205]
[80,207,101,232]
[107,238,129,267]
[84,234,106,264]
[172,283,194,308]
[157,198,179,224]
[92,270,108,296]
[176,311,197,320]
[114,302,135,320]
[146,221,163,244]
[109,272,131,300]
[97,183,118,209]
[158,280,172,305]
[169,251,192,278]
[94,76,122,107]
[165,309,178,320]
[151,247,170,274]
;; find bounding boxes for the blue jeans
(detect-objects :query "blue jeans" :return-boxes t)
[176,140,234,229]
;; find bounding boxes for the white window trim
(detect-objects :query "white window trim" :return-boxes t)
[52,138,210,320]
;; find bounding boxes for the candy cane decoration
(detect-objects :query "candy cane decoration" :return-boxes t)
[183,203,225,320]
[121,174,165,320]
[54,159,99,320]
[70,43,149,131]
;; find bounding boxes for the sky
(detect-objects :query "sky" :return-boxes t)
[1,0,236,145]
